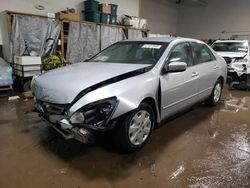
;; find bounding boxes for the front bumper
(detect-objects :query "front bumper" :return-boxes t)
[34,97,117,142]
[41,116,94,143]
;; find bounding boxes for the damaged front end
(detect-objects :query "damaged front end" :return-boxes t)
[227,61,250,90]
[34,97,118,144]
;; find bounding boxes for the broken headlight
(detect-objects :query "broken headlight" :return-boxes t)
[69,97,118,128]
[70,112,85,124]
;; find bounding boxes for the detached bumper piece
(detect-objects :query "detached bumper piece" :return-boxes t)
[42,117,94,144]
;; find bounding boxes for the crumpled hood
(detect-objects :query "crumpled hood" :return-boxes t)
[32,62,150,104]
[216,51,247,59]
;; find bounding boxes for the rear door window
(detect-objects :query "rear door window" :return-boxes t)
[191,42,216,65]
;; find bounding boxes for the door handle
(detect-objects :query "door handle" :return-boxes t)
[192,72,199,77]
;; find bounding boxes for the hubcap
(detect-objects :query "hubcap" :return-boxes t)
[128,110,152,146]
[214,83,221,103]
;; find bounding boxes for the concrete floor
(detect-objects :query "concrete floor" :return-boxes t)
[0,88,249,188]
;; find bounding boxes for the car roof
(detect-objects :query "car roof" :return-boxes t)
[122,37,202,43]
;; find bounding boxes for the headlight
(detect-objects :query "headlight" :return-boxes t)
[70,112,85,124]
[70,97,118,128]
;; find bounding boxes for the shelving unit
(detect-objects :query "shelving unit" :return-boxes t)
[59,19,148,61]
[60,19,100,60]
[4,10,54,36]
[2,10,149,63]
[124,26,149,38]
[0,85,12,92]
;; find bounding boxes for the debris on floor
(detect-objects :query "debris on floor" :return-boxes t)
[149,162,156,176]
[169,162,186,180]
[59,168,68,175]
[8,95,20,101]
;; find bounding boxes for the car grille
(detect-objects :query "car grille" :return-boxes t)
[37,100,68,115]
[223,57,232,65]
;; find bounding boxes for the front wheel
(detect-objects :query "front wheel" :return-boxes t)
[113,103,155,153]
[205,80,222,106]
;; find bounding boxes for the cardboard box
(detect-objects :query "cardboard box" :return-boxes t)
[55,11,80,21]
[99,3,111,14]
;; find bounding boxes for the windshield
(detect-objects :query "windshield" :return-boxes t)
[89,41,168,65]
[212,42,248,52]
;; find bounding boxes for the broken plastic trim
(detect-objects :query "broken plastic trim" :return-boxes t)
[67,66,152,110]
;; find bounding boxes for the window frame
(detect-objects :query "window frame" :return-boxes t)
[165,42,194,67]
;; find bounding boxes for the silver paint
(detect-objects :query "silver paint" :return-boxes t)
[32,37,227,125]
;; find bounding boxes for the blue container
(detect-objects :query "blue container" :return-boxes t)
[84,11,100,23]
[109,4,118,16]
[100,13,110,24]
[109,15,117,24]
[84,0,99,11]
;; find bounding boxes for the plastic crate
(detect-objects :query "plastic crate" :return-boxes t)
[109,4,118,16]
[109,15,117,24]
[84,0,99,11]
[100,13,110,24]
[84,11,100,23]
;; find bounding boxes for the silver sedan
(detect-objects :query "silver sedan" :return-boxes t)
[32,37,227,152]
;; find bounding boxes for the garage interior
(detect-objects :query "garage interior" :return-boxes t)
[0,0,250,187]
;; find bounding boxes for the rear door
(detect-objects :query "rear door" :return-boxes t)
[160,42,199,119]
[190,42,219,100]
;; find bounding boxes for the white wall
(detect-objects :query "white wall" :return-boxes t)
[0,0,140,44]
[177,0,250,39]
[140,0,179,35]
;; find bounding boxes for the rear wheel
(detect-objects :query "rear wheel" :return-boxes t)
[113,103,155,153]
[205,80,222,106]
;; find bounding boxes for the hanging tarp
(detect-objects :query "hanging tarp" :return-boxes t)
[127,29,143,40]
[101,26,125,50]
[67,22,100,63]
[10,15,60,62]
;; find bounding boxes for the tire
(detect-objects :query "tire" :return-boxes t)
[205,80,222,106]
[113,103,155,153]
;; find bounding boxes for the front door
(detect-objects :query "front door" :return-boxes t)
[160,42,199,119]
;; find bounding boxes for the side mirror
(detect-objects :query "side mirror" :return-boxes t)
[163,61,187,73]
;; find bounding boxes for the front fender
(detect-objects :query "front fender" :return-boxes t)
[68,72,160,121]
